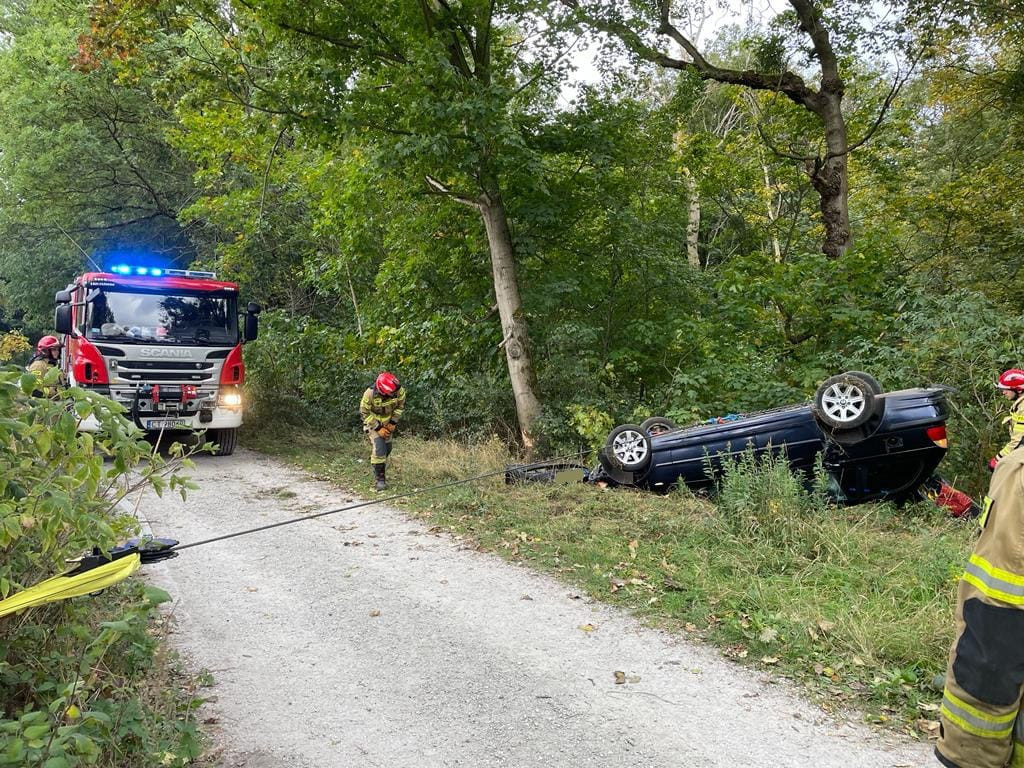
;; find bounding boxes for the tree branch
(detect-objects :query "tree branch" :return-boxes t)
[424,175,481,208]
[562,0,819,109]
[788,0,840,90]
[257,125,287,235]
[830,55,918,159]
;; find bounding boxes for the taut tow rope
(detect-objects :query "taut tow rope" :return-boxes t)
[171,451,589,552]
[0,451,590,617]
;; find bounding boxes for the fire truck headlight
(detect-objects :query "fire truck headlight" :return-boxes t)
[219,391,243,408]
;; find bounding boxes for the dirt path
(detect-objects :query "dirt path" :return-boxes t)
[140,450,932,768]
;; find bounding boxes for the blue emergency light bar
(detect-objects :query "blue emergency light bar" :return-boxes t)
[108,265,216,279]
[110,264,163,276]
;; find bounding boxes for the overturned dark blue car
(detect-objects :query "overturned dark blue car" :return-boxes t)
[509,372,972,512]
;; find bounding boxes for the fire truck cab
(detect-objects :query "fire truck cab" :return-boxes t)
[54,265,260,455]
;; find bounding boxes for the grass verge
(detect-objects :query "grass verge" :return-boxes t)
[247,426,973,739]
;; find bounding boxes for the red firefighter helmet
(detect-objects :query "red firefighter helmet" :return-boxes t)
[375,372,399,396]
[997,369,1024,391]
[36,335,61,353]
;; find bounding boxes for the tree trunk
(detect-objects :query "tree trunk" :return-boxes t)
[684,169,701,269]
[478,192,543,457]
[758,149,782,262]
[808,94,850,259]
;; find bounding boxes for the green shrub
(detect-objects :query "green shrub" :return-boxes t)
[0,367,199,767]
[716,448,832,556]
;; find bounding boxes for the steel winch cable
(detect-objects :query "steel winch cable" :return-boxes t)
[169,450,590,553]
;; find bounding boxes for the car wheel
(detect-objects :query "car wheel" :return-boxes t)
[813,373,877,431]
[603,424,653,472]
[842,370,883,395]
[640,416,677,436]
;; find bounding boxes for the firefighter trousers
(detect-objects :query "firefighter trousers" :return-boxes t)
[367,431,393,466]
[937,448,1024,768]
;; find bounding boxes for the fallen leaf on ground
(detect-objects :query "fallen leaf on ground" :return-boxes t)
[916,719,941,738]
[609,577,626,593]
[724,644,749,659]
[628,539,638,559]
[520,594,533,601]
[579,623,596,632]
[614,671,626,684]
[758,627,779,644]
[369,610,381,617]
[817,619,835,634]
[761,656,779,665]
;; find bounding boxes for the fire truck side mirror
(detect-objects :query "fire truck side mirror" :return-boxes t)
[54,304,73,335]
[247,302,262,314]
[243,312,259,342]
[55,290,72,304]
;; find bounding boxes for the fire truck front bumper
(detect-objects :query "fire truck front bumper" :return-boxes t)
[77,406,243,433]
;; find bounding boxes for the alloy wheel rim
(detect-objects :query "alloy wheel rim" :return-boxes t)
[612,429,648,465]
[821,383,866,423]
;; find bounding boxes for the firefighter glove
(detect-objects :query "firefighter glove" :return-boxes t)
[378,422,396,439]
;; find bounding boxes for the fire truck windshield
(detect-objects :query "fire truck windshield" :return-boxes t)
[85,288,238,345]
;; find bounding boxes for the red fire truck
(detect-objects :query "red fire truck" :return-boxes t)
[54,265,261,455]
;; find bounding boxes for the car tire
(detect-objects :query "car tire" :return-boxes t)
[842,370,883,395]
[640,416,677,436]
[813,373,878,431]
[602,424,653,473]
[210,427,238,456]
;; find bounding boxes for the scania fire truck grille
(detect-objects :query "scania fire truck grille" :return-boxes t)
[118,372,213,382]
[117,361,214,371]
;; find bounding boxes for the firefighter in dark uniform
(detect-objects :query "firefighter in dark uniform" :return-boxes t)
[936,439,1024,767]
[360,372,405,491]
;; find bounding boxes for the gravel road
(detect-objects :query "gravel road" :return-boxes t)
[140,450,932,768]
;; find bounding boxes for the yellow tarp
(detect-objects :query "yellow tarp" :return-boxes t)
[0,553,141,618]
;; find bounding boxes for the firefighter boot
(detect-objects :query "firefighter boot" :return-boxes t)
[374,463,387,492]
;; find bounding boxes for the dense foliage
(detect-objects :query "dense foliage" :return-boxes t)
[0,0,1021,484]
[0,368,198,767]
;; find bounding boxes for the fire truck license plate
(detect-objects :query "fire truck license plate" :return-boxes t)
[145,419,190,429]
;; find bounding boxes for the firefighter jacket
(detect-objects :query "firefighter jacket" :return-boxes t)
[360,386,406,432]
[25,356,65,395]
[997,394,1024,460]
[937,445,1024,768]
[26,356,52,378]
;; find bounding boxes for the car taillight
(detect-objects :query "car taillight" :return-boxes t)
[72,338,109,385]
[927,425,948,448]
[219,344,245,385]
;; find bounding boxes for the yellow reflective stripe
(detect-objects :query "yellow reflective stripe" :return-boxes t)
[942,690,1015,739]
[942,704,1014,739]
[963,572,1024,606]
[970,554,1024,586]
[945,689,1017,724]
[980,496,993,529]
